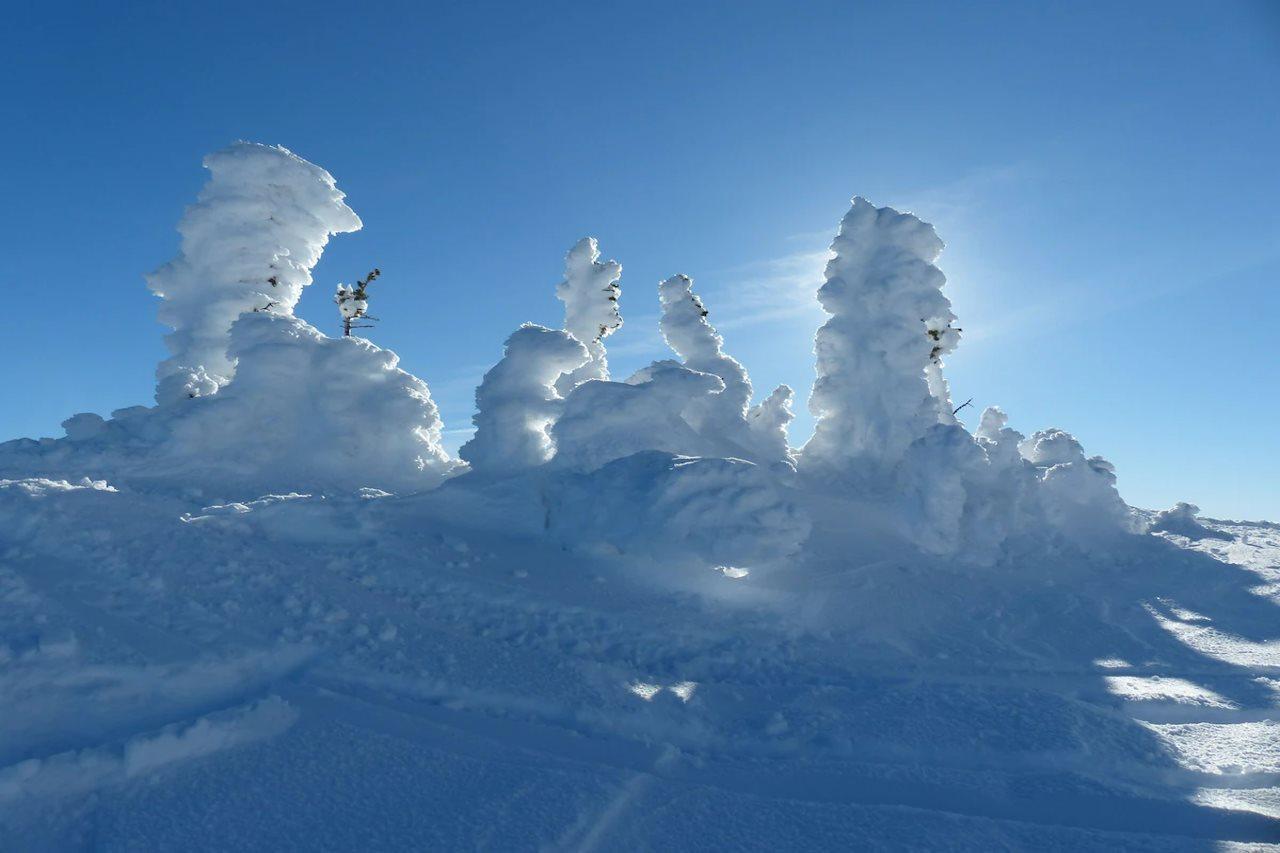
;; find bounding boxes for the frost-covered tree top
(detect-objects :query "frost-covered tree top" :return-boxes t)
[802,197,960,479]
[147,142,362,405]
[657,274,795,464]
[555,237,622,395]
[658,274,751,414]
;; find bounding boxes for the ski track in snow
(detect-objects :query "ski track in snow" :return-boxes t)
[0,483,1276,850]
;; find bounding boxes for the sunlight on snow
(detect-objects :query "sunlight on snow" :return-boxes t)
[1145,602,1280,669]
[626,681,698,703]
[1104,676,1238,710]
[714,566,750,579]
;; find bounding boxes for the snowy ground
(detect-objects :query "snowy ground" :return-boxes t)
[2,143,1274,850]
[1,479,1276,851]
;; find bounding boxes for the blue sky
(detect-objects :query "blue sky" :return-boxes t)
[2,1,1277,519]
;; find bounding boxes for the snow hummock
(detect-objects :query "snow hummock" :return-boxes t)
[1151,501,1232,541]
[0,314,455,494]
[147,142,361,405]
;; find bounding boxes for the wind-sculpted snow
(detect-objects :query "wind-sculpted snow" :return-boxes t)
[6,144,1274,849]
[460,324,589,474]
[547,450,809,565]
[554,237,623,396]
[553,361,726,472]
[1020,428,1134,541]
[802,197,960,479]
[0,314,455,494]
[147,142,361,405]
[1150,502,1232,541]
[657,274,795,465]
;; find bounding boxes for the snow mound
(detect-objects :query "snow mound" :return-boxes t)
[552,361,725,472]
[1150,502,1232,541]
[547,450,809,565]
[147,142,361,405]
[1020,428,1134,541]
[0,314,455,495]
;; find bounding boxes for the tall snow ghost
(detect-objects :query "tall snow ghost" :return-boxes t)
[554,237,623,396]
[147,142,362,405]
[460,324,589,475]
[802,197,960,480]
[657,274,795,464]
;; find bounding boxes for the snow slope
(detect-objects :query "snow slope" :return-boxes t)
[1,143,1276,850]
[1,482,1277,850]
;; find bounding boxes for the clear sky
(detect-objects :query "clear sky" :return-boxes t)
[2,0,1277,519]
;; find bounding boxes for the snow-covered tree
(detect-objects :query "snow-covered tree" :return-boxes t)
[162,312,456,492]
[554,238,623,396]
[147,142,362,405]
[657,274,794,464]
[460,324,589,475]
[335,268,380,336]
[801,197,960,479]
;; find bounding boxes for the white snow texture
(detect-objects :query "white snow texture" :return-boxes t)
[4,143,1266,852]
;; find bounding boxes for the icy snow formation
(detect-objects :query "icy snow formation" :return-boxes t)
[1019,428,1133,541]
[554,237,623,396]
[548,451,809,564]
[148,142,362,405]
[0,314,455,494]
[1150,501,1232,541]
[802,197,960,480]
[657,274,795,465]
[552,361,726,472]
[1,149,1277,850]
[460,324,589,475]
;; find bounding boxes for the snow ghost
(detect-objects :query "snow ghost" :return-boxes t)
[554,238,623,396]
[148,142,362,405]
[460,324,590,475]
[657,274,795,465]
[801,197,959,480]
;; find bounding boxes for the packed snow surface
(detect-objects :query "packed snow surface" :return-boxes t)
[1,143,1276,851]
